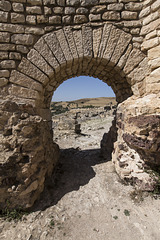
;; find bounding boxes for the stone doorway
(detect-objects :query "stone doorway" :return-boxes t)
[0,24,159,209]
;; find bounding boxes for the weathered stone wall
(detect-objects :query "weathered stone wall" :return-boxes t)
[0,0,160,209]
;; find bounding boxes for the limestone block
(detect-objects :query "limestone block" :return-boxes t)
[10,70,43,92]
[0,70,10,78]
[65,7,75,14]
[0,32,10,42]
[82,26,93,58]
[123,20,141,27]
[56,29,72,64]
[8,85,41,100]
[25,27,45,35]
[0,0,11,11]
[148,45,160,59]
[44,32,66,67]
[73,29,83,58]
[89,13,101,21]
[140,19,160,36]
[98,23,112,58]
[76,7,88,14]
[11,13,25,23]
[81,0,98,6]
[127,58,150,85]
[143,10,160,26]
[102,11,120,20]
[53,7,63,14]
[90,5,106,13]
[0,77,8,87]
[62,15,72,24]
[148,58,160,70]
[103,26,121,62]
[107,3,124,11]
[0,60,16,69]
[93,27,103,58]
[37,15,48,23]
[0,11,8,22]
[146,83,160,94]
[145,30,157,40]
[150,67,160,79]
[125,2,142,11]
[49,16,61,24]
[151,0,160,12]
[27,0,42,5]
[66,0,80,5]
[141,37,159,51]
[34,37,59,71]
[0,44,15,51]
[0,52,8,59]
[9,52,21,60]
[18,58,49,86]
[121,11,137,19]
[63,26,78,59]
[16,45,29,54]
[110,31,131,66]
[26,15,36,25]
[123,49,145,74]
[27,49,54,78]
[43,0,56,4]
[26,6,42,14]
[74,15,88,23]
[0,23,24,33]
[12,3,24,12]
[139,6,150,18]
[44,6,52,15]
[11,34,34,46]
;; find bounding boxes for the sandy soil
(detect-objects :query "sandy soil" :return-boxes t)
[0,117,160,240]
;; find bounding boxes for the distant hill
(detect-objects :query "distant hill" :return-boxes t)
[51,97,116,109]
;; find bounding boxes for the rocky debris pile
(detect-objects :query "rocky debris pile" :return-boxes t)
[52,105,116,135]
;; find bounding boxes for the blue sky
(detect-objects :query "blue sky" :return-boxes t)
[52,76,115,102]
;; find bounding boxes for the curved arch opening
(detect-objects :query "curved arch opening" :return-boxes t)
[51,76,116,151]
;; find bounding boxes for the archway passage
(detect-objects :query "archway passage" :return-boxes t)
[0,23,159,209]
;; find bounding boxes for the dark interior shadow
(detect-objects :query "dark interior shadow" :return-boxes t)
[32,148,111,212]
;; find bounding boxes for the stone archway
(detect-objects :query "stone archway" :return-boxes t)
[0,20,160,209]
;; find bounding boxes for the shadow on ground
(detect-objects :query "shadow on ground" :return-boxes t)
[33,148,111,212]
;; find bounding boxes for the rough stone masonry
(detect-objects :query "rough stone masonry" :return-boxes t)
[0,0,160,209]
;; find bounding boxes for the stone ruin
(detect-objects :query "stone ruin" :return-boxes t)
[0,0,160,209]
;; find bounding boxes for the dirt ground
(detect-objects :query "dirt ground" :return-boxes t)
[0,117,160,240]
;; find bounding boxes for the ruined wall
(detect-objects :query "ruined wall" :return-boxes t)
[0,0,160,209]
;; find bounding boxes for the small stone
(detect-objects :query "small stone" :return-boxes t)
[0,0,11,11]
[107,3,123,11]
[121,11,138,20]
[44,6,52,15]
[0,52,8,59]
[0,32,10,42]
[11,13,25,23]
[0,11,8,22]
[37,15,48,23]
[16,45,29,54]
[65,7,75,14]
[0,70,10,77]
[26,15,36,25]
[90,5,106,13]
[11,34,34,46]
[49,16,61,24]
[12,3,24,12]
[74,15,88,23]
[9,52,21,60]
[0,77,8,87]
[62,15,72,24]
[102,11,120,20]
[26,6,42,14]
[0,60,16,69]
[53,7,63,14]
[76,7,88,14]
[89,14,101,21]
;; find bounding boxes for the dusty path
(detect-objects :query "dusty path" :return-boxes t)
[0,117,160,240]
